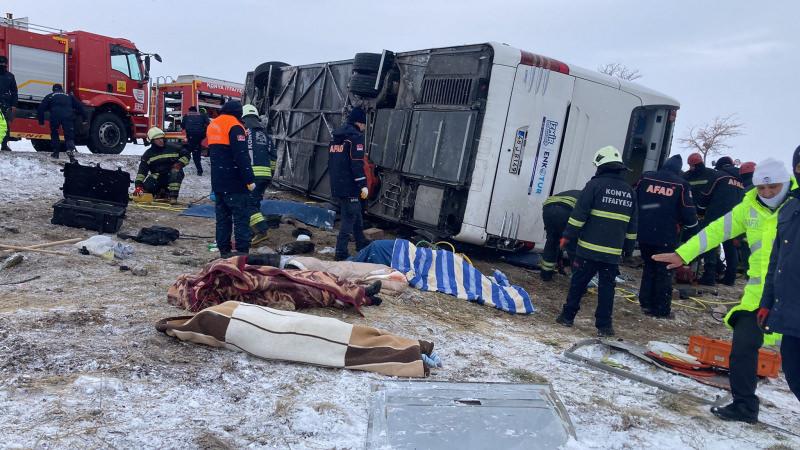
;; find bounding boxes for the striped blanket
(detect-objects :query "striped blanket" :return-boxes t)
[156,301,433,377]
[390,240,534,314]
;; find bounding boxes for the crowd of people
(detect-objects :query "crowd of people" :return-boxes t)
[544,144,800,423]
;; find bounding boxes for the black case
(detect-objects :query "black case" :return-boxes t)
[51,162,132,233]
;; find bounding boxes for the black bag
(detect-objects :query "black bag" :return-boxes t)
[133,226,180,245]
[51,162,131,233]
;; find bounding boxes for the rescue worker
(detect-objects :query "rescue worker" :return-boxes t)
[133,127,190,204]
[182,106,210,176]
[242,104,276,247]
[36,84,87,162]
[556,146,638,337]
[759,147,800,405]
[539,190,581,281]
[683,153,716,206]
[740,161,756,192]
[0,99,6,148]
[208,100,255,258]
[0,55,18,151]
[654,158,796,424]
[635,154,698,318]
[697,156,744,285]
[329,106,370,261]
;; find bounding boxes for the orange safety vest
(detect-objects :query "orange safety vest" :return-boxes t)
[206,115,243,146]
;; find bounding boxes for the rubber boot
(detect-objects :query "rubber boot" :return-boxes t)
[710,403,758,424]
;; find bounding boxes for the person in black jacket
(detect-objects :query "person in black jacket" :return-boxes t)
[759,146,800,404]
[133,127,190,203]
[36,84,87,162]
[540,190,580,281]
[635,155,698,317]
[739,162,756,192]
[0,55,18,151]
[242,104,276,247]
[208,100,255,257]
[556,146,638,337]
[683,153,716,206]
[329,106,370,261]
[182,106,209,176]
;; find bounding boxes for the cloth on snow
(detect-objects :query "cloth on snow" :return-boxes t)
[167,256,371,313]
[390,239,534,314]
[285,256,408,293]
[157,301,434,377]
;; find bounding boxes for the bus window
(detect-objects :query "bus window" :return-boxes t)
[622,106,676,184]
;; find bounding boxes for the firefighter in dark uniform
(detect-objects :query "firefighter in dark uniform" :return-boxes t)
[540,190,581,281]
[208,100,255,257]
[699,156,745,285]
[0,55,18,151]
[36,84,87,162]
[133,127,190,204]
[242,104,277,247]
[556,146,638,337]
[182,106,210,176]
[740,161,756,192]
[329,106,370,261]
[635,154,698,318]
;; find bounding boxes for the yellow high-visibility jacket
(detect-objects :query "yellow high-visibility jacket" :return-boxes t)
[676,178,798,344]
[0,110,7,144]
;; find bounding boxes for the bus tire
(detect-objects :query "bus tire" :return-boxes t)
[253,61,289,89]
[352,53,383,74]
[88,112,127,154]
[31,139,52,152]
[349,73,380,98]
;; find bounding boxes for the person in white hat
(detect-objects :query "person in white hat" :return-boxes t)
[654,157,795,423]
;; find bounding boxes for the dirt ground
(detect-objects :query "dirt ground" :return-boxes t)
[0,152,798,449]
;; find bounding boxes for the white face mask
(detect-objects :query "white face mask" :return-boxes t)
[759,183,790,209]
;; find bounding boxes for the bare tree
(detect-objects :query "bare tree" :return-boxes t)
[597,62,643,81]
[678,115,745,162]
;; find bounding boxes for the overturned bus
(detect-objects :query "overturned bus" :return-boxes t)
[243,42,679,251]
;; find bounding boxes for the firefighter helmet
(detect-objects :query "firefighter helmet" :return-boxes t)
[147,127,166,141]
[242,104,259,118]
[592,146,623,167]
[687,153,704,166]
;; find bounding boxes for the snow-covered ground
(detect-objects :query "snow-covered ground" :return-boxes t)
[0,152,798,449]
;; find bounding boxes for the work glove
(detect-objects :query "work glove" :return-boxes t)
[559,237,569,250]
[756,307,770,329]
[133,186,144,196]
[247,183,256,191]
[360,187,369,200]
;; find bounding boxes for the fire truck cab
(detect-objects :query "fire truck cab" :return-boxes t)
[0,16,158,154]
[149,75,243,142]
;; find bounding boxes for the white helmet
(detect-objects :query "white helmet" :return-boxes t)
[147,127,166,140]
[593,145,624,167]
[242,104,259,118]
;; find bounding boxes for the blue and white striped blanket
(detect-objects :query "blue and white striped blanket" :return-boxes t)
[390,239,534,315]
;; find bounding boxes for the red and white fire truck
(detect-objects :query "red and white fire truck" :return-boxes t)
[149,75,243,142]
[0,15,159,153]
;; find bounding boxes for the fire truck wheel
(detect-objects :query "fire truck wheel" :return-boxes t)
[253,61,289,89]
[349,73,380,98]
[88,112,127,154]
[352,53,384,75]
[31,139,52,152]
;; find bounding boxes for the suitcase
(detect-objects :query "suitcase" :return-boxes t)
[51,162,132,233]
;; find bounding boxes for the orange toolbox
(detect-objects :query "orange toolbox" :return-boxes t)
[688,335,782,378]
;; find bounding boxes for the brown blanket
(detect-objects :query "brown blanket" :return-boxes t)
[168,256,370,313]
[157,301,433,377]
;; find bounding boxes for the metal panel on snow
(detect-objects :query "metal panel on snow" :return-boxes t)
[366,381,576,450]
[10,44,66,101]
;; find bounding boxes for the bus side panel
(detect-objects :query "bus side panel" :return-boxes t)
[549,79,641,196]
[452,63,516,245]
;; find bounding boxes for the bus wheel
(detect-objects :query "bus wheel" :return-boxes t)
[31,139,52,152]
[88,112,127,154]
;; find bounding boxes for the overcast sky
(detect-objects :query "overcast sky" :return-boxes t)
[7,0,799,168]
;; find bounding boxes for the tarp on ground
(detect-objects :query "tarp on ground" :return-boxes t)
[181,200,336,230]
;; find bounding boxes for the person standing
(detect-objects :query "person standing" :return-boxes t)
[0,55,18,151]
[182,106,210,176]
[539,190,581,281]
[739,162,756,192]
[133,127,190,203]
[555,146,638,337]
[329,106,370,261]
[36,84,87,162]
[683,153,716,206]
[703,156,745,285]
[208,100,255,258]
[654,158,795,423]
[635,155,698,318]
[241,104,276,247]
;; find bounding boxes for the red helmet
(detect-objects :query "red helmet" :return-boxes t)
[739,161,756,175]
[687,153,704,166]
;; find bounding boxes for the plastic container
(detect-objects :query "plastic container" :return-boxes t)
[688,335,782,378]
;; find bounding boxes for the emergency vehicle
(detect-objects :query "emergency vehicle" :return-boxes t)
[149,75,243,142]
[244,42,679,250]
[0,15,158,154]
